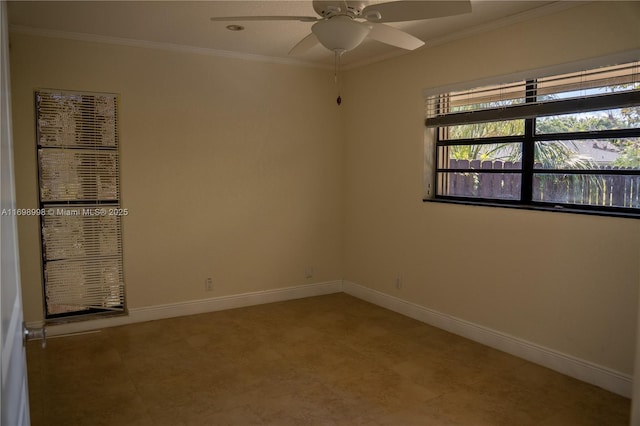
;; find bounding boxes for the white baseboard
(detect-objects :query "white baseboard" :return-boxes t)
[35,280,342,337]
[342,280,632,398]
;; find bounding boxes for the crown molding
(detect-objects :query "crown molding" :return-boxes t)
[424,1,585,50]
[9,24,333,71]
[344,1,586,70]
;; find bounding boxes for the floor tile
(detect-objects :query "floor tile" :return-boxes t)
[27,293,630,426]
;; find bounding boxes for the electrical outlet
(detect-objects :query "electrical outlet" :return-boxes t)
[395,274,403,290]
[205,277,213,291]
[305,266,314,279]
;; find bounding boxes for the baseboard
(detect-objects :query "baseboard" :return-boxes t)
[35,280,342,337]
[342,280,632,398]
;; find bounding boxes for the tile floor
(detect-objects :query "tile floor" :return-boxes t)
[26,293,630,426]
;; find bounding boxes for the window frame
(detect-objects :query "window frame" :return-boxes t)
[426,65,640,218]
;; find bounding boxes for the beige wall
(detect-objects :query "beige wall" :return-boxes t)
[342,1,640,375]
[9,1,640,379]
[10,34,344,323]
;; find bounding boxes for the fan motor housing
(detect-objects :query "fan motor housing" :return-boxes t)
[313,1,368,18]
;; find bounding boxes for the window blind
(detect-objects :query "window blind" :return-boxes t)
[37,91,117,148]
[38,149,119,201]
[36,89,126,319]
[42,207,121,260]
[425,61,640,127]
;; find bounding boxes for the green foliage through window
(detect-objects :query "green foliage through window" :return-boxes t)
[429,61,640,215]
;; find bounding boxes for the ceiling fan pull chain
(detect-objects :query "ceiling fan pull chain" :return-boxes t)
[335,50,342,106]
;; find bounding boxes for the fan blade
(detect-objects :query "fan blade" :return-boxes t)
[367,23,424,50]
[210,16,319,22]
[289,33,320,55]
[362,1,471,23]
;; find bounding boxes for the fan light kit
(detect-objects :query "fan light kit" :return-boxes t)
[312,15,370,53]
[211,0,472,104]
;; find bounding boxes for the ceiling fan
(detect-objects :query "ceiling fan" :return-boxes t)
[210,1,472,56]
[211,1,471,105]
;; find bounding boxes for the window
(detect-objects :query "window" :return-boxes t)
[36,89,127,320]
[426,61,640,216]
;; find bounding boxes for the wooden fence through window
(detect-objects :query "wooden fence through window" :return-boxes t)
[444,159,640,208]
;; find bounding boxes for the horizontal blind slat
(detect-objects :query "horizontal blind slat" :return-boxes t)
[45,257,124,314]
[38,148,119,202]
[37,90,118,149]
[426,61,640,123]
[426,91,640,127]
[42,205,122,261]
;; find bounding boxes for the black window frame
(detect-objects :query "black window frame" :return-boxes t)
[427,72,640,218]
